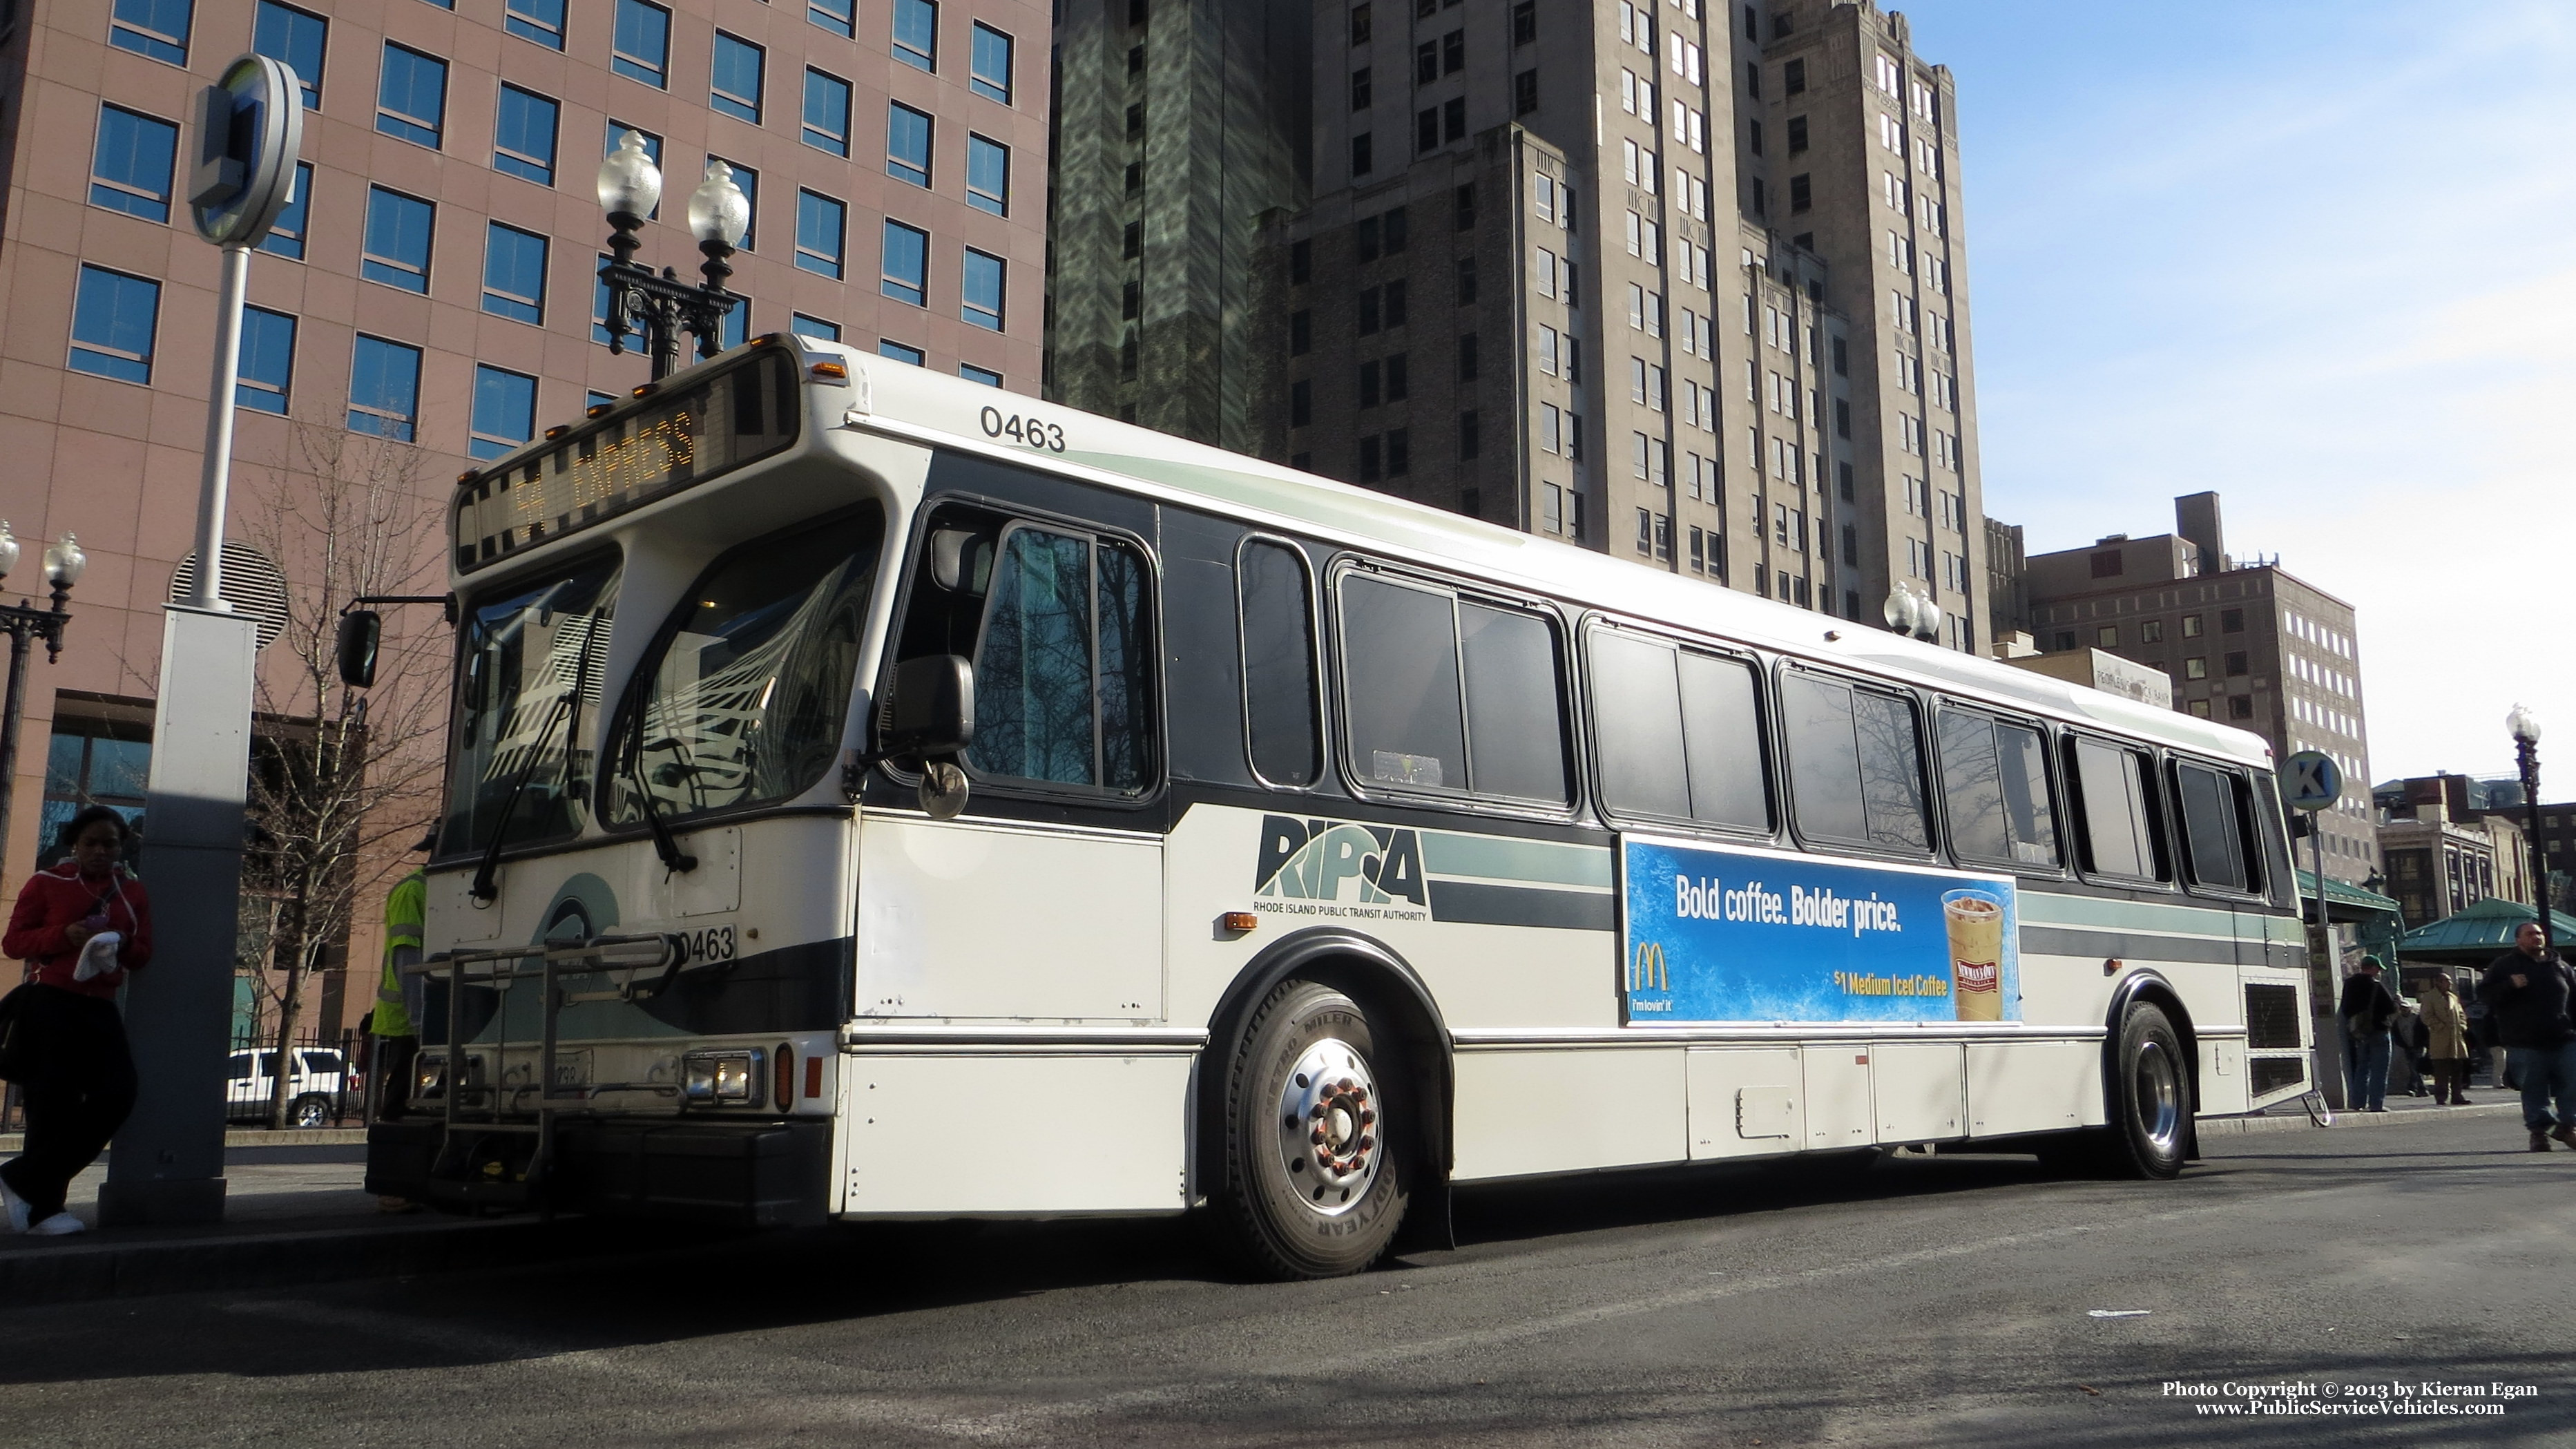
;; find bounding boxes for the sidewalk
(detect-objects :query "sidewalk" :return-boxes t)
[0,1141,640,1307]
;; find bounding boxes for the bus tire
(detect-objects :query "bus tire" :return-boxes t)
[2104,1002,2189,1180]
[1218,977,1409,1280]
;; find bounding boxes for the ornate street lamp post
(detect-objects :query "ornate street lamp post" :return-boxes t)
[595,131,753,381]
[0,524,87,879]
[2510,704,2550,952]
[1881,586,1944,643]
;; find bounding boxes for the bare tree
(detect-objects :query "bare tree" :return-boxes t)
[236,417,450,1129]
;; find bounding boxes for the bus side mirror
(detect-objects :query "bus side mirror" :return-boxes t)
[336,611,382,689]
[881,654,974,759]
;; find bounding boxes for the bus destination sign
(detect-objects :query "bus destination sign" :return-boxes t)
[452,348,798,573]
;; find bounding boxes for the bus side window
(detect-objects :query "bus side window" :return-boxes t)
[965,524,1156,795]
[1589,629,1690,820]
[1782,671,1928,852]
[2174,761,2251,893]
[1937,709,2059,868]
[1238,540,1320,787]
[2068,738,2169,882]
[1338,573,1568,804]
[1589,628,1771,832]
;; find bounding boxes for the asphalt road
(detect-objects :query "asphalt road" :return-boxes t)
[6,1113,2571,1448]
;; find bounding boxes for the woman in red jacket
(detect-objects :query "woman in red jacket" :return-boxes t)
[0,806,153,1236]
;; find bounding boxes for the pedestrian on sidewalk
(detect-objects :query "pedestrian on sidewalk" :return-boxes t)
[2477,921,2576,1153]
[2339,956,2401,1113]
[2418,970,2474,1105]
[2393,996,2429,1097]
[0,807,155,1236]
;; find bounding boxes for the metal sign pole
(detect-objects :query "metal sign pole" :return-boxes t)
[103,55,300,1226]
[2284,749,2346,1113]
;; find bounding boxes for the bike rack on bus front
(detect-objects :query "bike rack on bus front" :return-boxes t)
[403,932,691,1213]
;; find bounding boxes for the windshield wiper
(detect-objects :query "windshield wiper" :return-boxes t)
[620,677,699,876]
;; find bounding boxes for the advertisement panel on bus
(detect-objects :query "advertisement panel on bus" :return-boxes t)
[1619,836,2021,1024]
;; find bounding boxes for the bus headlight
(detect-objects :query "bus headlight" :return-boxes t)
[682,1048,765,1106]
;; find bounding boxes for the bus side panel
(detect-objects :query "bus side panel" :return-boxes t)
[1684,1047,1804,1160]
[837,1053,1193,1214]
[1964,1041,2099,1137]
[1450,1048,1686,1180]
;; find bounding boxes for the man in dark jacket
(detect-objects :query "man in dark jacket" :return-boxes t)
[2338,957,2401,1113]
[2477,922,2576,1152]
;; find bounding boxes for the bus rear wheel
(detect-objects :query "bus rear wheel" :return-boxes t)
[1219,979,1409,1280]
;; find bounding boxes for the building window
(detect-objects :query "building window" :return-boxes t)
[710,32,764,123]
[1350,67,1372,111]
[2182,614,2204,638]
[504,0,564,47]
[802,69,852,155]
[961,248,1005,330]
[1515,68,1537,115]
[2142,620,2164,644]
[2096,625,2118,648]
[2229,696,2253,720]
[809,0,854,38]
[234,306,295,413]
[347,335,422,440]
[481,222,548,324]
[892,0,937,70]
[493,85,559,184]
[965,134,1010,215]
[613,0,671,86]
[1352,132,1373,175]
[878,218,927,301]
[2222,608,2245,633]
[1512,0,1535,44]
[376,44,448,148]
[887,102,932,185]
[791,314,840,341]
[970,22,1013,103]
[880,339,926,365]
[89,105,179,222]
[361,187,435,293]
[109,0,189,64]
[960,363,1002,387]
[2225,651,2248,677]
[469,365,538,460]
[252,1,326,104]
[1459,409,1479,460]
[2184,658,2207,680]
[791,191,846,278]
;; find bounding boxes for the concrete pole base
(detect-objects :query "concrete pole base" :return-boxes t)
[99,1176,228,1227]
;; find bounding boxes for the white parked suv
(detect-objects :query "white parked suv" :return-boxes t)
[224,1047,349,1127]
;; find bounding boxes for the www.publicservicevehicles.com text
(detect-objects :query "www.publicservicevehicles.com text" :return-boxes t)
[2167,1381,2534,1417]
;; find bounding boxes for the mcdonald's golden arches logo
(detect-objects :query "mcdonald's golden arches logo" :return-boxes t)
[1630,940,1669,992]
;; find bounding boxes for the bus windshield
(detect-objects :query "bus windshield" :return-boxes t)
[606,507,881,825]
[443,553,622,854]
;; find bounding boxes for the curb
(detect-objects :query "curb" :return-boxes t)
[0,1214,659,1308]
[2199,1102,2523,1136]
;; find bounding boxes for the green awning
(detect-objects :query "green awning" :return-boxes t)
[2396,895,2576,963]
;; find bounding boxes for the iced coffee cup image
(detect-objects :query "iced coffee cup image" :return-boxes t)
[1942,888,2006,1021]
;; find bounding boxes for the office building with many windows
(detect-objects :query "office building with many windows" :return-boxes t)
[1046,0,1991,649]
[0,0,1046,1028]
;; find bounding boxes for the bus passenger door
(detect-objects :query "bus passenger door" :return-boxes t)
[856,504,1164,1021]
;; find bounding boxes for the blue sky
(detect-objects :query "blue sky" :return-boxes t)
[1892,0,2576,783]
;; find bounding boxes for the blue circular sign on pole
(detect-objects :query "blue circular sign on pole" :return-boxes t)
[2285,749,2343,812]
[189,55,303,248]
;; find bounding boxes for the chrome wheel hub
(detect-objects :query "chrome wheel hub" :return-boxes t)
[1274,1038,1382,1216]
[2135,1039,2182,1153]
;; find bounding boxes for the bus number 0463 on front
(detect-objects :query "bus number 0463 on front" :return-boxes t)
[981,406,1066,454]
[676,925,736,965]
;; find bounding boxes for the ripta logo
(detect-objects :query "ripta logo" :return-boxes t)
[1254,816,1428,907]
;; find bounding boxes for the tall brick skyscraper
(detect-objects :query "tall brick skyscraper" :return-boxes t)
[1048,0,1988,651]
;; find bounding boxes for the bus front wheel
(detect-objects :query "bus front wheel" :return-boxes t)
[2039,1002,2191,1180]
[1218,978,1410,1280]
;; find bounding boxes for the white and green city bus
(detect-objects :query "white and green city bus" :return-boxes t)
[367,334,2315,1278]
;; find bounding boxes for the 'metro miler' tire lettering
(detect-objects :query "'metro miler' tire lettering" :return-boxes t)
[979,405,1066,453]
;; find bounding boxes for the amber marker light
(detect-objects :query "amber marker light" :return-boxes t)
[1222,912,1260,934]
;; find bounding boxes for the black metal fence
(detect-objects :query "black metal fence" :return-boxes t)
[0,1027,367,1132]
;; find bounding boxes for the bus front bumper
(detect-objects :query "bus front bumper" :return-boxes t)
[366,1117,832,1228]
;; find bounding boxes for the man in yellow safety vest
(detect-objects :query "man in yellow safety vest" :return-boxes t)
[369,836,432,1122]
